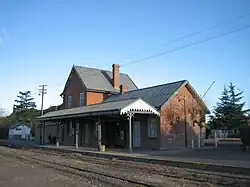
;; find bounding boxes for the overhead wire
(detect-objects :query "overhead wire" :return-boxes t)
[120,24,250,67]
[106,12,250,66]
[53,23,250,82]
[35,13,250,91]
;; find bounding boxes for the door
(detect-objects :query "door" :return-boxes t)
[133,121,141,147]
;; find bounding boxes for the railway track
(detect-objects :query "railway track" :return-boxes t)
[2,146,250,187]
[23,147,250,187]
[0,150,158,187]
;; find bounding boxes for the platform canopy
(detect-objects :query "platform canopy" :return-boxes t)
[37,98,159,121]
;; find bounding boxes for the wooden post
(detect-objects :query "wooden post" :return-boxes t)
[75,120,79,149]
[56,122,60,148]
[97,117,102,151]
[191,138,194,149]
[198,134,201,149]
[43,122,46,145]
[39,122,42,145]
[214,131,218,148]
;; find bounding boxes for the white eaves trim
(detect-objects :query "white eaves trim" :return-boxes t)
[120,98,159,116]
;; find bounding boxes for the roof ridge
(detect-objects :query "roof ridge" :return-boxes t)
[92,97,139,106]
[74,65,128,75]
[125,79,186,93]
[61,97,140,110]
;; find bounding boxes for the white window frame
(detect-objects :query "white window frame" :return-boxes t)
[68,95,72,108]
[148,116,158,138]
[79,92,84,106]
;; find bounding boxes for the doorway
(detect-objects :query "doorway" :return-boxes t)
[133,121,141,147]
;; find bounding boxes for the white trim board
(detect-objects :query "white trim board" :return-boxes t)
[120,98,159,115]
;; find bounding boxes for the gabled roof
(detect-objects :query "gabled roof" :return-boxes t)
[37,98,159,121]
[8,123,30,129]
[104,80,210,113]
[104,80,186,109]
[61,65,138,94]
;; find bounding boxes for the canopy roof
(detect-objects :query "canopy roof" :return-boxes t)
[37,98,159,121]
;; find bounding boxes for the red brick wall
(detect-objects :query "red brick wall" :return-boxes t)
[64,70,86,108]
[63,70,108,108]
[160,85,205,149]
[86,91,104,105]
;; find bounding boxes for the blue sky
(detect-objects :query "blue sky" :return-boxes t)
[0,0,250,114]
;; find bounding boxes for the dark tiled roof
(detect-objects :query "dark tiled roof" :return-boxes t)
[38,98,139,120]
[43,104,64,114]
[104,80,186,109]
[74,65,138,92]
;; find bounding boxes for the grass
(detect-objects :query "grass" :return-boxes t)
[193,161,208,165]
[220,138,241,141]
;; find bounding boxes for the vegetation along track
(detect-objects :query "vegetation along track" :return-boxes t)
[3,146,250,187]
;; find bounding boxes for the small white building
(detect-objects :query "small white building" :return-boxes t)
[8,123,31,140]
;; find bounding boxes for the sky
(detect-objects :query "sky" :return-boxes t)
[0,0,250,114]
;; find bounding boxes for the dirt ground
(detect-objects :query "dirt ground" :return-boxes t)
[0,153,91,187]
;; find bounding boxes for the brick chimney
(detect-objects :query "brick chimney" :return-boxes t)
[120,84,128,94]
[112,64,120,89]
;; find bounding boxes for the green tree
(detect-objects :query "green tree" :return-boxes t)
[14,91,36,112]
[208,82,249,130]
[12,91,39,123]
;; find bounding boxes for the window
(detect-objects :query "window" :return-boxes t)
[68,95,72,108]
[16,128,22,131]
[79,92,84,106]
[148,117,158,138]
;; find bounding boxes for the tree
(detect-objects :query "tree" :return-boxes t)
[0,105,6,117]
[14,91,36,112]
[12,91,39,123]
[208,82,249,131]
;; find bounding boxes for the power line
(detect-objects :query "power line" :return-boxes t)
[120,25,250,67]
[38,25,249,85]
[53,13,250,80]
[57,22,248,81]
[108,13,250,65]
[29,15,250,86]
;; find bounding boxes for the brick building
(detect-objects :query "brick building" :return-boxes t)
[37,64,209,151]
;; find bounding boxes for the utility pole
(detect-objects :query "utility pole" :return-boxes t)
[39,85,47,115]
[184,94,187,148]
[38,85,47,145]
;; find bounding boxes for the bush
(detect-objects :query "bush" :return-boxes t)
[0,128,8,139]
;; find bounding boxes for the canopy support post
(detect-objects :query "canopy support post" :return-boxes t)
[127,111,134,154]
[75,120,79,149]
